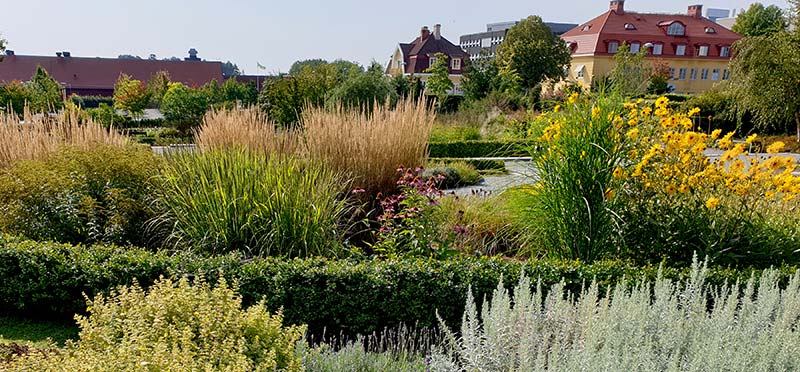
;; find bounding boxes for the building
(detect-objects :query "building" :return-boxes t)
[459,21,578,60]
[561,1,741,94]
[0,49,224,96]
[705,8,731,22]
[386,24,470,95]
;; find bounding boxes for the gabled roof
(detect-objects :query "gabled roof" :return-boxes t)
[394,28,470,74]
[0,55,224,89]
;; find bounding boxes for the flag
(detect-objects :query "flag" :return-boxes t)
[257,62,266,70]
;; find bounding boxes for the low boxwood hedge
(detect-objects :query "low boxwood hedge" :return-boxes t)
[428,140,533,158]
[0,237,794,338]
[429,158,506,172]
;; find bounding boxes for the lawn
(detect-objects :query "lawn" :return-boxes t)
[0,316,78,347]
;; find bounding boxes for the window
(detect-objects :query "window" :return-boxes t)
[608,41,619,53]
[666,22,686,36]
[712,68,720,81]
[669,68,676,80]
[583,24,591,31]
[675,45,686,56]
[701,68,709,80]
[698,45,709,56]
[679,68,687,80]
[630,42,640,53]
[396,60,403,69]
[723,69,730,80]
[720,46,730,57]
[624,23,636,30]
[577,69,584,78]
[652,43,663,55]
[690,68,698,80]
[429,56,437,67]
[705,27,716,34]
[451,58,461,70]
[575,64,585,78]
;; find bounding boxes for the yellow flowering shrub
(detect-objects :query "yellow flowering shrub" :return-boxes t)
[8,276,305,372]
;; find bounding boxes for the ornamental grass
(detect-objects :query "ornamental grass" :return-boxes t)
[194,107,300,155]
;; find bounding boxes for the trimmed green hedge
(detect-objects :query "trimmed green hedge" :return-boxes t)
[428,140,533,158]
[0,237,794,338]
[429,158,506,172]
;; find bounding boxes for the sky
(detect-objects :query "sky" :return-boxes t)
[2,0,792,74]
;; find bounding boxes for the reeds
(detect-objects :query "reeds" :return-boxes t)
[302,99,435,199]
[0,106,128,168]
[194,107,299,156]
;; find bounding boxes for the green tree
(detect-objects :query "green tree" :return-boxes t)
[202,80,225,107]
[424,52,454,102]
[113,74,151,118]
[221,61,240,77]
[732,3,787,37]
[609,43,653,97]
[161,83,209,133]
[461,55,499,101]
[325,68,396,111]
[288,59,328,75]
[0,81,30,116]
[147,70,171,107]
[26,66,63,113]
[729,31,800,140]
[330,59,364,82]
[222,78,258,106]
[495,15,572,89]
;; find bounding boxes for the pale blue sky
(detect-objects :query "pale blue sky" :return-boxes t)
[2,0,791,74]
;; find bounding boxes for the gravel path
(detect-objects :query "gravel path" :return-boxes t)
[445,159,538,196]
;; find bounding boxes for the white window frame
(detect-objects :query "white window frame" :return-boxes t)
[723,69,730,80]
[679,68,687,80]
[712,68,720,81]
[608,41,619,54]
[429,56,437,67]
[675,44,686,56]
[720,46,730,57]
[667,22,685,36]
[451,58,461,70]
[630,42,641,53]
[701,68,709,80]
[669,68,676,80]
[652,43,663,55]
[690,68,698,80]
[698,45,709,57]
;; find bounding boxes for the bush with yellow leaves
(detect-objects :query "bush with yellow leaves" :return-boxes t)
[7,276,305,372]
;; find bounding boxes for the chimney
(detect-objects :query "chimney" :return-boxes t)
[62,51,71,57]
[420,26,430,41]
[688,4,703,19]
[609,0,625,15]
[56,52,63,58]
[433,24,442,40]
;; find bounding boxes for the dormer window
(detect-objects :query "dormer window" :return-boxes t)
[624,23,636,30]
[608,41,619,54]
[698,45,709,57]
[583,24,592,31]
[666,22,686,36]
[451,58,461,70]
[720,46,731,57]
[705,27,716,34]
[630,42,641,53]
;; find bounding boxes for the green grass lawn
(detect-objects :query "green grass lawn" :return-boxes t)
[0,316,78,347]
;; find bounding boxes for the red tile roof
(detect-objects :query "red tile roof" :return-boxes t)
[0,55,223,91]
[396,31,469,74]
[561,5,741,58]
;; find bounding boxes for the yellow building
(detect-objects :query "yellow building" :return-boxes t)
[561,1,740,94]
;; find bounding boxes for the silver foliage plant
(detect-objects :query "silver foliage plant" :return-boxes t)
[431,257,800,371]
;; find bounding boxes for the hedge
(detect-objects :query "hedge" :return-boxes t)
[428,140,533,158]
[429,158,506,172]
[70,95,114,109]
[0,237,795,338]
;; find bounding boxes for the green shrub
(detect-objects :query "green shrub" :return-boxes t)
[8,276,305,371]
[429,124,482,142]
[161,82,209,133]
[428,140,531,158]
[422,161,482,189]
[70,95,114,109]
[0,145,162,247]
[151,149,351,257]
[431,259,800,371]
[429,158,506,172]
[1,236,795,338]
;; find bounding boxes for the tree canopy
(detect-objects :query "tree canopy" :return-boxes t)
[113,74,151,117]
[495,16,572,90]
[27,66,63,113]
[424,52,454,102]
[161,82,209,132]
[732,3,787,37]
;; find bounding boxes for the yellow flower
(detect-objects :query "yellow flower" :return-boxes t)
[765,191,776,199]
[767,141,786,154]
[705,197,720,210]
[665,184,677,194]
[567,92,579,104]
[655,96,669,108]
[626,128,639,139]
[613,166,625,179]
[688,107,701,117]
[592,106,601,119]
[710,129,722,139]
[678,184,690,193]
[553,104,561,113]
[745,134,758,144]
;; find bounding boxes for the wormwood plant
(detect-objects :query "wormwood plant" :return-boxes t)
[7,276,305,372]
[151,149,352,257]
[431,257,800,371]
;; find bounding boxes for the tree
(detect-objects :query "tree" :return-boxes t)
[201,80,225,107]
[325,68,396,111]
[113,74,151,117]
[0,81,30,115]
[732,3,787,37]
[0,35,6,62]
[495,15,572,89]
[118,54,142,60]
[330,60,364,82]
[147,70,171,107]
[222,78,258,106]
[161,83,209,133]
[461,55,499,101]
[221,61,240,77]
[288,59,328,75]
[424,52,453,102]
[609,43,653,97]
[729,32,800,140]
[27,66,63,112]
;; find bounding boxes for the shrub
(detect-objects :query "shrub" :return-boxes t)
[429,124,482,142]
[431,259,800,371]
[151,149,352,257]
[0,81,31,116]
[0,145,162,247]
[161,82,209,133]
[422,161,482,189]
[427,140,531,158]
[325,69,397,112]
[86,103,126,128]
[429,158,506,172]
[302,99,434,200]
[8,276,305,371]
[194,107,299,155]
[70,95,115,109]
[1,237,797,337]
[0,107,129,168]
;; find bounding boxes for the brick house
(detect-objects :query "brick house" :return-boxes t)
[386,24,470,95]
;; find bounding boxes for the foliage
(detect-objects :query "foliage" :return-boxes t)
[461,55,499,102]
[429,123,482,142]
[429,158,506,172]
[222,78,258,106]
[9,276,305,372]
[151,149,351,258]
[146,70,171,107]
[495,16,571,89]
[288,58,328,76]
[26,66,63,113]
[729,31,800,139]
[301,328,432,372]
[86,103,125,128]
[610,43,654,97]
[428,140,531,158]
[70,95,114,109]
[0,316,78,348]
[0,80,30,116]
[0,145,162,247]
[733,3,788,37]
[160,82,209,132]
[221,60,241,77]
[683,88,738,133]
[422,161,482,189]
[325,68,397,111]
[2,236,798,337]
[391,74,422,101]
[259,64,338,126]
[424,52,454,102]
[112,74,150,117]
[432,259,800,371]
